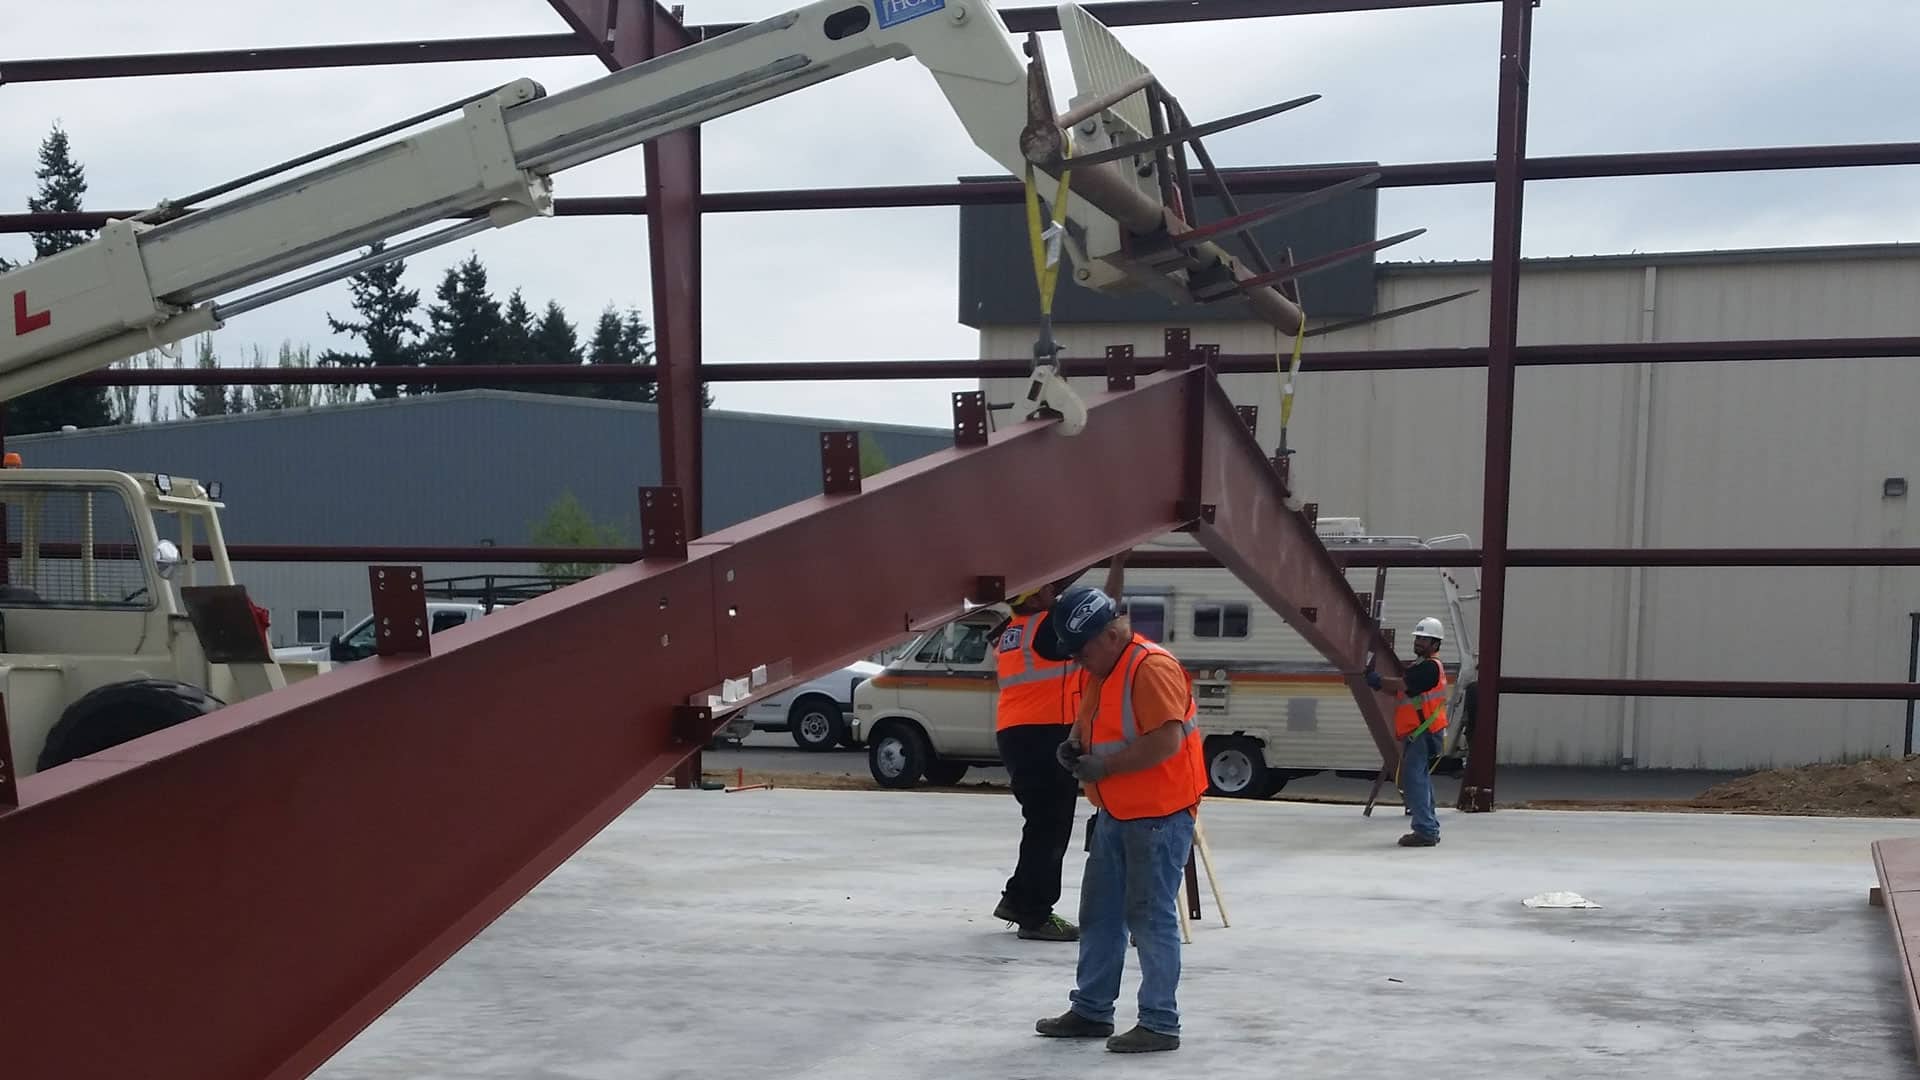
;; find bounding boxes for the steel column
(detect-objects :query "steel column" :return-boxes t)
[1462,0,1533,813]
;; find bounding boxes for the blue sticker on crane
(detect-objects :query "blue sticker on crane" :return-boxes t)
[874,0,945,30]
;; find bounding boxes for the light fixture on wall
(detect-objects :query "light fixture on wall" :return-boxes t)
[1886,477,1909,499]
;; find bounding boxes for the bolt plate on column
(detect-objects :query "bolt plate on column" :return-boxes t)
[953,391,988,447]
[821,431,861,495]
[369,565,430,657]
[640,486,688,560]
[1106,344,1136,391]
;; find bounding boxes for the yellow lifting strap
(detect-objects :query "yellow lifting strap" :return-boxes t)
[1023,147,1074,325]
[1275,314,1307,454]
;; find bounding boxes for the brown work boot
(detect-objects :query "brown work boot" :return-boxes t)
[1036,1011,1114,1039]
[1398,831,1439,847]
[1107,1025,1180,1053]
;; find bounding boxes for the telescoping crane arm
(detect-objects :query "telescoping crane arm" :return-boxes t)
[0,0,1038,402]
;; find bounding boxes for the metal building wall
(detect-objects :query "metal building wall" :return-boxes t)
[979,247,1920,769]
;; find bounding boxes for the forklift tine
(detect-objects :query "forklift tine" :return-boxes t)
[1200,229,1427,300]
[1061,93,1322,169]
[1167,171,1381,247]
[1304,289,1480,338]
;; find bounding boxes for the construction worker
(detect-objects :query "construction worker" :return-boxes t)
[1367,616,1449,847]
[990,552,1128,942]
[1029,585,1208,1054]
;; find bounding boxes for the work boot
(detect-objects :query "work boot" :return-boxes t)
[1107,1025,1180,1053]
[1018,914,1079,942]
[1398,831,1439,847]
[1036,1011,1113,1039]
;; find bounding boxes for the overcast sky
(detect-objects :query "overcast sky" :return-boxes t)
[4,0,1916,427]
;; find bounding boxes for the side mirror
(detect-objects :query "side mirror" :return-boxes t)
[328,635,344,661]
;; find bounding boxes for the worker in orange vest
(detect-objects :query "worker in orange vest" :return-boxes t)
[1029,585,1207,1054]
[1367,616,1450,846]
[990,552,1128,942]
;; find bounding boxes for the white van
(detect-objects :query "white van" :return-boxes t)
[850,520,1479,797]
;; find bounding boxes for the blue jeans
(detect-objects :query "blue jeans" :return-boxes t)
[1069,809,1195,1036]
[1402,730,1443,837]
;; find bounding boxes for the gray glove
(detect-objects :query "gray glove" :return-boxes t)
[1070,753,1110,783]
[1054,739,1083,773]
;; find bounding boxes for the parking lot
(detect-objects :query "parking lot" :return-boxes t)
[710,733,1743,805]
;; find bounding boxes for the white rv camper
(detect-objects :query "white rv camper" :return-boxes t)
[850,519,1480,797]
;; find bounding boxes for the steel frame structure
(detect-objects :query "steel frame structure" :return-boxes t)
[3,1,1919,804]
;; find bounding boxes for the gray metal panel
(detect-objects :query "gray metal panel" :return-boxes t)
[9,393,953,545]
[957,169,1380,328]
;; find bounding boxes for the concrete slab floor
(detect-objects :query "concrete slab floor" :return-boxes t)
[316,792,1920,1080]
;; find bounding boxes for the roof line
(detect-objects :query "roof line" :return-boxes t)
[1379,240,1920,274]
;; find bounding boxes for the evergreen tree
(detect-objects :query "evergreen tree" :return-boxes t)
[189,336,232,418]
[245,346,286,412]
[531,301,582,366]
[420,254,505,392]
[319,241,424,400]
[577,304,711,406]
[6,123,114,433]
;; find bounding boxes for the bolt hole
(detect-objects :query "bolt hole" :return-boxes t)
[823,5,871,39]
[661,633,672,646]
[728,606,739,618]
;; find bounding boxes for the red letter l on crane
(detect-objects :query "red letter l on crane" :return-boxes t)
[13,291,51,336]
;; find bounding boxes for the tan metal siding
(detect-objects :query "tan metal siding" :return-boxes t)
[980,250,1920,769]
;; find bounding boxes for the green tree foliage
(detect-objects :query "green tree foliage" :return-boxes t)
[189,336,233,418]
[529,491,629,579]
[579,304,711,406]
[319,241,424,400]
[859,432,890,478]
[6,123,114,434]
[421,254,505,386]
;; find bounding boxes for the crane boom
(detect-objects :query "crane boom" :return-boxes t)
[0,0,1032,402]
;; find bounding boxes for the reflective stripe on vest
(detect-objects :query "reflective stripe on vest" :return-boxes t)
[1084,636,1208,820]
[1393,659,1450,739]
[996,612,1072,729]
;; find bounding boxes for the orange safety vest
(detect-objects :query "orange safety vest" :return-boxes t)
[1393,658,1450,739]
[994,611,1075,730]
[1073,635,1208,821]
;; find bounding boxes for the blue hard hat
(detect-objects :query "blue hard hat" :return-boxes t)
[1033,585,1119,661]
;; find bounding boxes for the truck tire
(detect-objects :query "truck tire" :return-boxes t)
[1204,735,1270,799]
[924,760,969,786]
[788,694,846,752]
[36,678,224,772]
[867,720,930,789]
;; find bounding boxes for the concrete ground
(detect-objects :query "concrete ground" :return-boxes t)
[715,733,1744,803]
[318,790,1920,1080]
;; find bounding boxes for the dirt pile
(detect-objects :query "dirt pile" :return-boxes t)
[1690,756,1920,817]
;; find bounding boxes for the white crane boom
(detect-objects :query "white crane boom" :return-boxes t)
[0,0,1039,401]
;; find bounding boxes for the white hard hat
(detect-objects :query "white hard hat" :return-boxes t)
[1411,616,1444,641]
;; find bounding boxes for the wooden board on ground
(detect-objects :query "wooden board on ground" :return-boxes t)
[1870,837,1920,1063]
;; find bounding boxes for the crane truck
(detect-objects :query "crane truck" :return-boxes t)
[0,0,1400,784]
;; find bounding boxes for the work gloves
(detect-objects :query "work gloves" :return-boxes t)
[1364,669,1383,691]
[1055,738,1109,782]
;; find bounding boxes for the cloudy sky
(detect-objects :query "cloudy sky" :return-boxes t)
[4,0,1916,427]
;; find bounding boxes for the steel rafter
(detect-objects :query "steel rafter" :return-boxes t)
[0,366,1403,1077]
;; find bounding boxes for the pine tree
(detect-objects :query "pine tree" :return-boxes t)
[246,346,286,412]
[6,123,115,433]
[576,304,710,406]
[532,301,582,366]
[319,241,424,400]
[189,336,231,418]
[420,254,505,393]
[277,341,316,411]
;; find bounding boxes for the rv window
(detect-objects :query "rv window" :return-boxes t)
[430,610,469,634]
[911,621,992,666]
[1122,598,1166,642]
[1193,603,1250,639]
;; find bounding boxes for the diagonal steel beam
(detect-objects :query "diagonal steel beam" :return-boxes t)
[0,366,1397,1078]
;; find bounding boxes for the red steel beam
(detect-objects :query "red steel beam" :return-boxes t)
[0,1,1497,83]
[9,142,1919,234]
[1505,678,1920,700]
[0,366,1398,1078]
[71,543,1918,569]
[30,335,1920,389]
[0,35,593,82]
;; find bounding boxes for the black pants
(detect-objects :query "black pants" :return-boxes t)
[998,722,1080,926]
